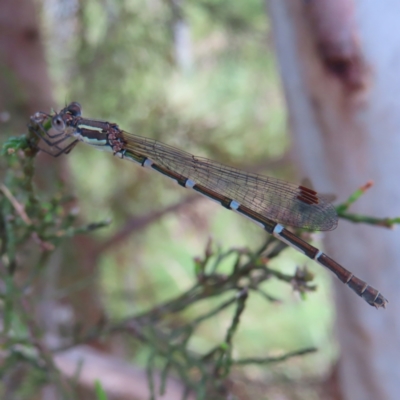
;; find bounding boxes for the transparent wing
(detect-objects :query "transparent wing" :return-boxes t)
[122,132,338,231]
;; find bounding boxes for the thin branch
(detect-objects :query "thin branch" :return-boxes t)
[234,347,317,365]
[95,194,200,256]
[0,183,32,225]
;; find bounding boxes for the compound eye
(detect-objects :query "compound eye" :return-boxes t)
[67,102,82,116]
[51,115,66,132]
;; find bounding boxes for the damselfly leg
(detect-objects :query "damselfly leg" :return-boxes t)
[30,111,79,157]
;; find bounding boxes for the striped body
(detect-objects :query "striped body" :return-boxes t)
[31,102,388,308]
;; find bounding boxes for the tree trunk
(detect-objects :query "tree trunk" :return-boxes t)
[0,0,53,123]
[267,1,400,399]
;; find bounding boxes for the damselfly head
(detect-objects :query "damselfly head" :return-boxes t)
[51,115,66,132]
[66,102,82,117]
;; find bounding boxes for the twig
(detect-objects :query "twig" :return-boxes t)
[0,183,32,225]
[234,347,317,365]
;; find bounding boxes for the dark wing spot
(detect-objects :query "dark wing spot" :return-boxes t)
[297,185,319,205]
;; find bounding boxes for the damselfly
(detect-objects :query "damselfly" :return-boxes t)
[30,102,387,308]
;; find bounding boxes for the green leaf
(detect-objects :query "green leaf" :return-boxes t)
[94,380,108,400]
[1,136,30,155]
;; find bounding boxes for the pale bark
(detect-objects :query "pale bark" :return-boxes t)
[267,0,400,399]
